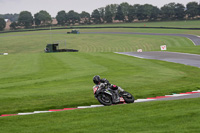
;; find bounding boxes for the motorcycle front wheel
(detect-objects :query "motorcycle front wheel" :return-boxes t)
[97,93,112,106]
[120,91,135,103]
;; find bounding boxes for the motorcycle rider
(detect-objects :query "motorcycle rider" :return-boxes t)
[93,75,124,103]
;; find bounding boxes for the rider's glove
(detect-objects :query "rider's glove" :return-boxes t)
[100,78,107,83]
[118,87,124,92]
[101,78,111,85]
[99,83,105,88]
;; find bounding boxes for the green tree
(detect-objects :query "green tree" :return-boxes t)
[175,3,185,19]
[136,4,159,21]
[0,18,6,31]
[56,10,67,26]
[110,4,118,18]
[105,5,113,23]
[18,11,33,28]
[67,10,80,25]
[91,9,101,24]
[80,11,90,18]
[98,7,105,23]
[161,3,176,20]
[34,13,41,26]
[161,2,185,20]
[34,10,52,26]
[137,4,146,20]
[186,2,199,18]
[115,5,125,21]
[144,4,160,20]
[80,11,91,24]
[120,2,130,16]
[127,5,137,22]
[1,13,19,22]
[131,4,140,21]
[11,13,19,22]
[10,22,18,30]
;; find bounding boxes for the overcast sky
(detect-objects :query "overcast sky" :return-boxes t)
[0,0,199,17]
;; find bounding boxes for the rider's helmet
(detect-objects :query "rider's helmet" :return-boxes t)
[93,75,100,85]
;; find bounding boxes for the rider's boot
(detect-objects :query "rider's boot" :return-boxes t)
[113,90,120,103]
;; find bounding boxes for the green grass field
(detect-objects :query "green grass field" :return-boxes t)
[1,28,200,54]
[1,24,200,132]
[1,98,200,133]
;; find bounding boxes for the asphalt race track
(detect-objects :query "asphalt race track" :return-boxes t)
[116,51,200,101]
[116,51,200,68]
[156,93,200,101]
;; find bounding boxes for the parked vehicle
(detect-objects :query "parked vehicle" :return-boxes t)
[67,29,80,34]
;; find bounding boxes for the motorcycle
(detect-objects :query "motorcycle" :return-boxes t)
[93,83,135,106]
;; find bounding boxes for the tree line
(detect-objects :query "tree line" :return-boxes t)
[0,1,200,30]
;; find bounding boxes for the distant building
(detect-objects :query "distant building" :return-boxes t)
[4,19,11,30]
[51,18,58,25]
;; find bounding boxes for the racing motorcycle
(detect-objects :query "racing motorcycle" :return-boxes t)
[93,83,134,106]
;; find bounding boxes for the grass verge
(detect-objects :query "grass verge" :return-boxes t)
[1,98,200,133]
[0,52,200,114]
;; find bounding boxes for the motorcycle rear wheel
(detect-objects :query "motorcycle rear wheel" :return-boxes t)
[97,93,112,106]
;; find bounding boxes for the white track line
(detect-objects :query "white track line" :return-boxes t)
[33,111,53,114]
[165,94,190,97]
[77,106,93,109]
[114,52,144,58]
[90,105,104,107]
[77,105,105,108]
[18,113,35,115]
[135,99,156,102]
